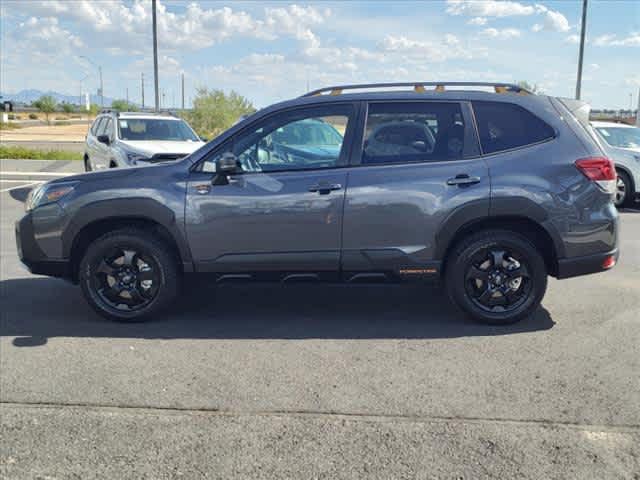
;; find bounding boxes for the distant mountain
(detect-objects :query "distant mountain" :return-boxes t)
[0,89,121,107]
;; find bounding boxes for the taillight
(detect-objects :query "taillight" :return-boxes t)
[575,157,616,194]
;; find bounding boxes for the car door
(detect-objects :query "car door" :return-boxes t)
[341,100,489,280]
[186,103,357,279]
[86,116,105,169]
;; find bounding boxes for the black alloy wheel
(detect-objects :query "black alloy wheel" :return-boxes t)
[464,247,532,314]
[79,228,179,322]
[92,247,160,312]
[446,230,547,324]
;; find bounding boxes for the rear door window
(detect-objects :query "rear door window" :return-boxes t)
[91,117,105,136]
[472,101,554,154]
[362,102,472,164]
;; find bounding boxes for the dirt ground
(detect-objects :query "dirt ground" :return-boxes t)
[0,123,90,142]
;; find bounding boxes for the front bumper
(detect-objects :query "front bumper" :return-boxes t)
[15,213,70,278]
[556,248,619,279]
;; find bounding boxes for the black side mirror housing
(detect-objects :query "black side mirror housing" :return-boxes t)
[97,134,110,145]
[212,152,238,185]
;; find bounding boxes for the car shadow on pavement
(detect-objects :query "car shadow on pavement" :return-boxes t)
[1,277,554,347]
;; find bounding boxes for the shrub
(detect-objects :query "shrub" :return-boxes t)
[29,113,38,120]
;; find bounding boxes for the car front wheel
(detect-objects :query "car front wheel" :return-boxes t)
[446,230,547,325]
[79,228,179,322]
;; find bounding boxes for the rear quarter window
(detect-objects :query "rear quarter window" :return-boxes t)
[472,101,555,155]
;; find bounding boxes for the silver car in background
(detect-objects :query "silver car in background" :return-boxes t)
[591,121,640,207]
[84,111,204,171]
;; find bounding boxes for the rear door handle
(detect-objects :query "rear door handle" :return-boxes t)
[446,174,481,186]
[308,183,342,194]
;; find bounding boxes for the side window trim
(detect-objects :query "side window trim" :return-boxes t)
[194,102,358,174]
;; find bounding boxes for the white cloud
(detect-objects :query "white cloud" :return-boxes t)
[565,34,581,44]
[589,63,600,70]
[467,17,488,25]
[594,32,640,47]
[533,4,570,32]
[480,28,521,39]
[446,0,535,17]
[5,1,331,52]
[379,35,481,62]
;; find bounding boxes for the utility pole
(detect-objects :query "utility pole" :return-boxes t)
[141,73,145,110]
[152,0,160,112]
[575,0,588,100]
[126,87,129,106]
[181,73,185,110]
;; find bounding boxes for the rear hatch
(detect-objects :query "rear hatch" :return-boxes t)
[552,97,616,195]
[553,97,606,155]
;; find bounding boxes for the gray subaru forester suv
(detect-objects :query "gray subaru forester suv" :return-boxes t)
[16,82,619,324]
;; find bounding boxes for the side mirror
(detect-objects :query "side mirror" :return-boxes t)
[200,135,208,142]
[212,152,238,185]
[97,134,110,145]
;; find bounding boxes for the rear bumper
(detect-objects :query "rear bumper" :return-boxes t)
[15,213,71,279]
[556,248,619,279]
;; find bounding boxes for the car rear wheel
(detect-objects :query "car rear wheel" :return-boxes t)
[446,230,547,325]
[79,228,179,322]
[615,170,633,208]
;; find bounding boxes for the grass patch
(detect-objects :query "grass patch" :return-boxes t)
[0,145,82,160]
[0,122,22,130]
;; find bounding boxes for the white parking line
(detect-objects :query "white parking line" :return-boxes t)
[0,181,42,193]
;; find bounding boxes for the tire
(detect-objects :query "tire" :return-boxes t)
[84,156,92,172]
[615,170,633,208]
[445,230,547,325]
[79,228,180,322]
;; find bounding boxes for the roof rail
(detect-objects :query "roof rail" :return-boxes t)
[302,82,532,97]
[99,108,119,116]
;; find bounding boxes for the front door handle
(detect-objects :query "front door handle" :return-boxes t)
[446,174,481,186]
[308,183,342,194]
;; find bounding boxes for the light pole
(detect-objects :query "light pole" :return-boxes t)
[575,0,588,100]
[78,74,88,108]
[79,55,104,107]
[152,0,160,112]
[637,87,640,127]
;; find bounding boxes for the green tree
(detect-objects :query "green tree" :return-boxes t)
[61,102,75,114]
[33,95,57,125]
[111,99,138,112]
[88,103,100,116]
[182,87,255,139]
[517,80,541,94]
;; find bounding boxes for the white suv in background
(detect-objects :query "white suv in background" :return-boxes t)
[84,111,205,171]
[591,121,640,208]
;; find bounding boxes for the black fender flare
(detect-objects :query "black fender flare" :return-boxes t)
[62,197,192,263]
[434,196,565,260]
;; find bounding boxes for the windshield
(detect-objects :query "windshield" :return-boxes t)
[271,119,343,146]
[118,118,199,142]
[596,126,640,149]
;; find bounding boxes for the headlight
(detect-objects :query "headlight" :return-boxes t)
[26,182,77,211]
[126,151,151,164]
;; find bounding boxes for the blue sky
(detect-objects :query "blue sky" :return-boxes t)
[1,0,638,109]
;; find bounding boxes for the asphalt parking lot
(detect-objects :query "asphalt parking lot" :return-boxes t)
[1,168,639,478]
